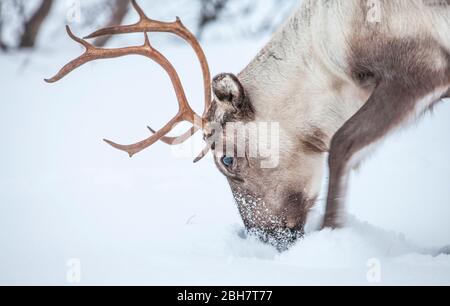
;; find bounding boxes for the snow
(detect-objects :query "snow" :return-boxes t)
[0,31,450,285]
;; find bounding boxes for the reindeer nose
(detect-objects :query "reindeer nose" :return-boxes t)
[286,220,299,230]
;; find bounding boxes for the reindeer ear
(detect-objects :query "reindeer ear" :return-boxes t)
[212,73,254,121]
[212,73,246,109]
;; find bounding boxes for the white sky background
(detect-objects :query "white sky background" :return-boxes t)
[0,0,449,285]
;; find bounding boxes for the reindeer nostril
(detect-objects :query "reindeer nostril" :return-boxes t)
[286,220,298,229]
[288,194,299,202]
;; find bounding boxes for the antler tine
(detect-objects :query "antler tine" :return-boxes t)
[84,0,211,115]
[130,0,147,20]
[147,125,212,162]
[193,142,213,163]
[105,114,181,158]
[45,26,93,83]
[147,126,198,145]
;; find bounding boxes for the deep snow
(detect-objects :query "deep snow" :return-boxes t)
[0,28,450,285]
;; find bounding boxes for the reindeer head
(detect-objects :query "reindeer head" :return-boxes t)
[46,0,323,250]
[204,73,324,249]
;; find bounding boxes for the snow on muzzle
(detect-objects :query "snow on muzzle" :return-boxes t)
[231,186,306,251]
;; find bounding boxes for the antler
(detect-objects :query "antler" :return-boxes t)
[85,0,211,143]
[147,126,196,145]
[46,0,212,160]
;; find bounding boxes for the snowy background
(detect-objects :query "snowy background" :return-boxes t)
[0,1,450,285]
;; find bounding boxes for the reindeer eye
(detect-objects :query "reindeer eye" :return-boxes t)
[221,156,234,167]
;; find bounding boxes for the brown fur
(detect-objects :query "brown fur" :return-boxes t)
[324,37,450,228]
[301,128,330,154]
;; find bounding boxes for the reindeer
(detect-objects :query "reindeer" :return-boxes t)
[47,0,450,249]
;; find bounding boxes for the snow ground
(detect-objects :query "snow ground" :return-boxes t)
[0,33,449,285]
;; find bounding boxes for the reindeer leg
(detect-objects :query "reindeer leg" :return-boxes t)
[322,37,450,229]
[323,79,449,229]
